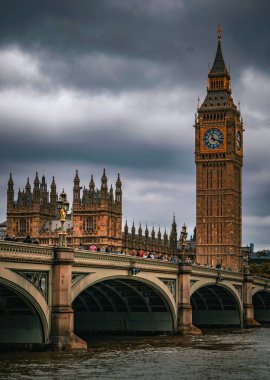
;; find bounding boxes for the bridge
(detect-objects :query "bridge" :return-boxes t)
[0,241,269,350]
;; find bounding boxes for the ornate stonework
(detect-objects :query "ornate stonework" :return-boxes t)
[72,272,92,287]
[160,278,176,299]
[6,170,123,251]
[195,31,243,271]
[13,270,48,301]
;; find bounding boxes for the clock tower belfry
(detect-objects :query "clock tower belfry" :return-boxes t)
[195,27,243,271]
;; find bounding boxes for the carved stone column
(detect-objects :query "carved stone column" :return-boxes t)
[177,263,202,334]
[49,247,87,350]
[243,267,260,328]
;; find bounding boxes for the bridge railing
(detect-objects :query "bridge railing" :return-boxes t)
[191,263,244,280]
[0,240,54,262]
[74,249,180,271]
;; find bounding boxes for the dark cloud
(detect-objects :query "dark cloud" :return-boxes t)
[1,127,191,171]
[0,0,269,92]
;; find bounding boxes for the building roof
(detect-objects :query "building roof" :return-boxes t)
[209,39,229,77]
[40,214,73,233]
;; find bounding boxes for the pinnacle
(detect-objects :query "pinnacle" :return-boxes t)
[209,37,228,76]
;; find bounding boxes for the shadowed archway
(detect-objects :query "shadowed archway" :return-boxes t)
[191,284,241,326]
[253,291,270,323]
[0,282,44,343]
[72,278,174,334]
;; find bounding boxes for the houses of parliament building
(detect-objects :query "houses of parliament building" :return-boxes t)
[6,170,180,255]
[6,170,123,250]
[5,28,243,270]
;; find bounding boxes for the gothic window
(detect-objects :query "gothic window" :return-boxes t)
[19,219,27,234]
[113,218,117,237]
[86,217,96,232]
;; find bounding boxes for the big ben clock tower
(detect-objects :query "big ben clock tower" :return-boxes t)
[195,26,243,271]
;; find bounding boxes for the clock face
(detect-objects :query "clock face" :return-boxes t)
[236,130,242,151]
[203,128,224,150]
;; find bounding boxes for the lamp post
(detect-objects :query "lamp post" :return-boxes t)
[56,189,69,247]
[180,224,188,262]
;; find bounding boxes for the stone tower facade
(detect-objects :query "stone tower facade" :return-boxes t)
[195,28,243,270]
[72,169,122,249]
[6,173,57,239]
[6,170,123,250]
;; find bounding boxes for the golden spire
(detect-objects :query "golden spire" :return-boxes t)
[216,24,222,40]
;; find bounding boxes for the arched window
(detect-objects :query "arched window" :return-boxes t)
[19,219,27,234]
[86,217,96,233]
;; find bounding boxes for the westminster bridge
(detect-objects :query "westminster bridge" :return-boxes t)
[0,241,270,350]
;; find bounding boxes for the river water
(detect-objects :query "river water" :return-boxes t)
[0,328,269,380]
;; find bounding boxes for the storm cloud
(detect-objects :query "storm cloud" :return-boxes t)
[0,0,270,249]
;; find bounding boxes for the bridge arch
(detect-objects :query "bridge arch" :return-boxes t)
[190,280,242,327]
[0,267,49,343]
[71,270,177,334]
[252,290,270,323]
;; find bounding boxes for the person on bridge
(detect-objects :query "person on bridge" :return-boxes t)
[23,235,32,244]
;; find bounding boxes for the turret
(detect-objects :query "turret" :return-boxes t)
[151,226,155,240]
[170,214,177,256]
[123,220,129,250]
[145,224,149,240]
[89,174,95,191]
[124,220,129,238]
[73,170,81,206]
[131,222,136,250]
[138,222,142,249]
[25,177,31,194]
[151,226,156,252]
[25,177,32,206]
[131,222,136,239]
[50,176,57,214]
[33,172,40,204]
[101,168,107,204]
[41,175,46,190]
[89,175,95,204]
[157,227,161,246]
[82,186,88,204]
[40,175,48,205]
[109,185,114,205]
[163,229,168,255]
[115,173,122,206]
[144,224,149,251]
[138,223,142,240]
[7,173,14,207]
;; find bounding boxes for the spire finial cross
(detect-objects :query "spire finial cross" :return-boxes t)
[216,24,222,40]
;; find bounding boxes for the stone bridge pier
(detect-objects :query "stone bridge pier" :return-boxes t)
[243,268,261,328]
[177,264,202,335]
[49,247,87,350]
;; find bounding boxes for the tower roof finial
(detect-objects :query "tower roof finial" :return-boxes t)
[216,24,222,40]
[209,25,228,77]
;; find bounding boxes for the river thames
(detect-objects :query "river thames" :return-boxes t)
[0,328,269,380]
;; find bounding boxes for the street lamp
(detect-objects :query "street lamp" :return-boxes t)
[56,189,69,247]
[180,224,188,262]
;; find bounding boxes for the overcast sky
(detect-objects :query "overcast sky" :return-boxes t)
[0,0,270,250]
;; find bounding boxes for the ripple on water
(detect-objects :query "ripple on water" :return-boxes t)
[0,328,269,380]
